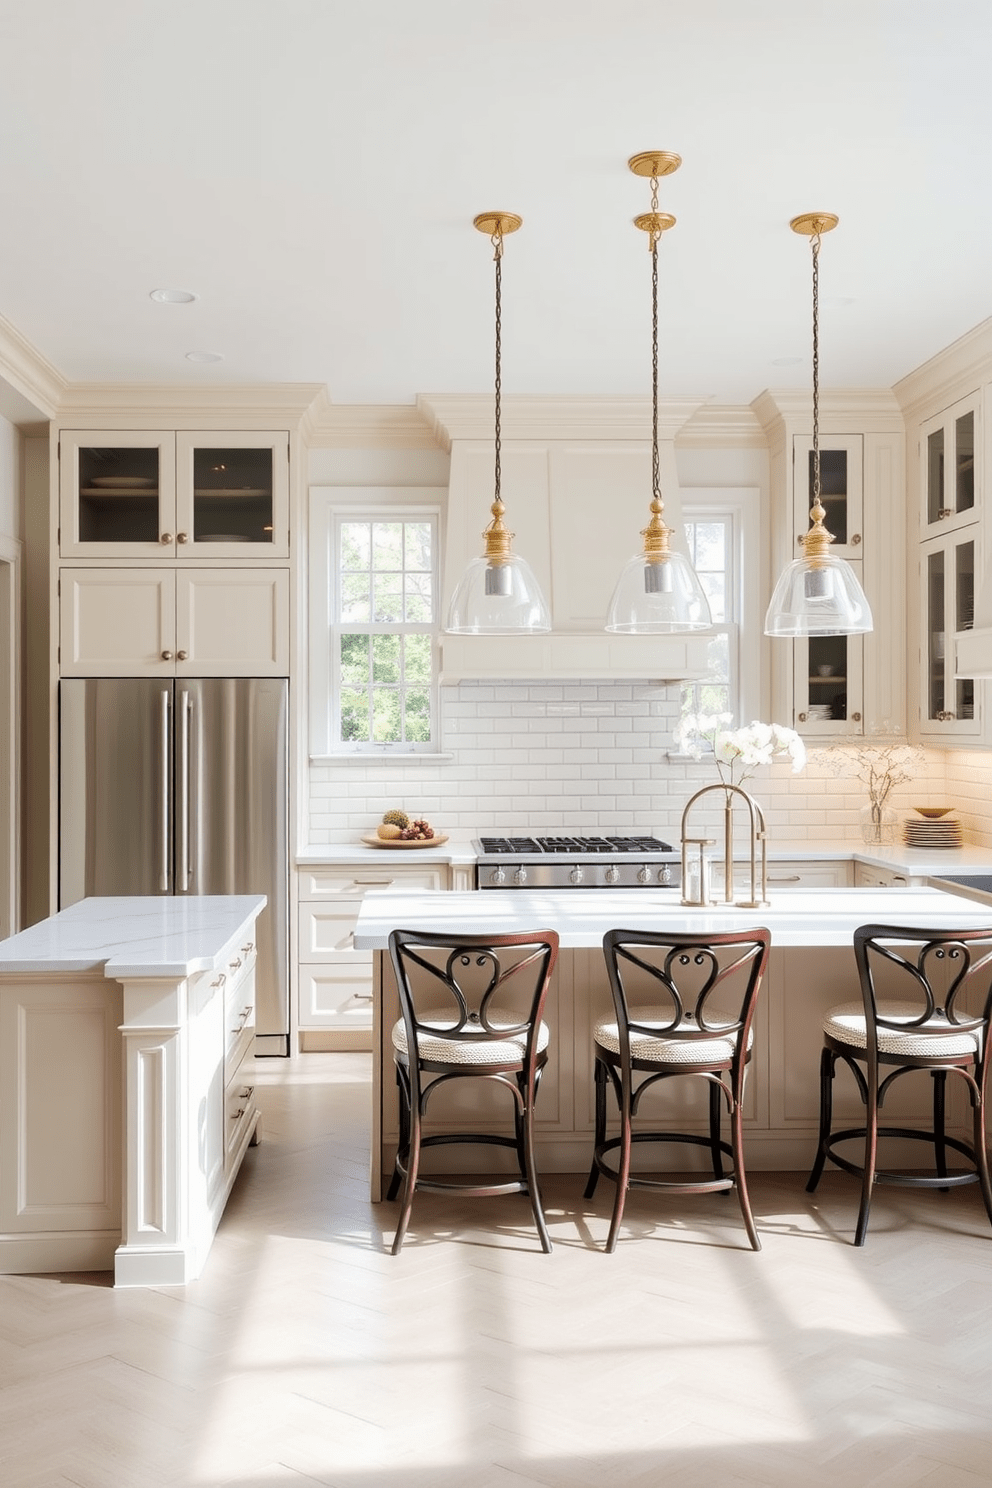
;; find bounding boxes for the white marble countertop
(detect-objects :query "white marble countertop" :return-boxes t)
[353,885,992,952]
[298,835,992,875]
[0,895,267,977]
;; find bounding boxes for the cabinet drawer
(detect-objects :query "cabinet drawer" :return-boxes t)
[298,866,446,899]
[223,951,257,1067]
[225,1061,258,1168]
[299,902,370,963]
[299,965,374,1030]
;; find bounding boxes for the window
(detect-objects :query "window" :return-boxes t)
[678,489,760,730]
[309,489,444,757]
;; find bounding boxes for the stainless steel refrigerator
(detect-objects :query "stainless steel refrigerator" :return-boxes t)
[59,677,289,1054]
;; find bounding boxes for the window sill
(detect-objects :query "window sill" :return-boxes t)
[310,752,454,766]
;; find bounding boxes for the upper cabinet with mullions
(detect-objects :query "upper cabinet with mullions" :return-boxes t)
[59,429,290,560]
[921,394,980,538]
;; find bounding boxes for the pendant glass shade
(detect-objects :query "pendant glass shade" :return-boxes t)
[764,552,873,636]
[606,550,711,633]
[444,209,551,636]
[606,151,711,637]
[765,211,873,641]
[447,553,551,634]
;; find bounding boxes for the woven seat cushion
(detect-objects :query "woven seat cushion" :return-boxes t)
[392,1009,550,1066]
[824,1001,980,1057]
[593,1010,752,1065]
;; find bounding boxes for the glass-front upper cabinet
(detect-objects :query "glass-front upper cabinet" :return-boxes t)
[59,430,289,560]
[920,530,980,739]
[921,394,980,538]
[792,626,864,738]
[792,434,863,561]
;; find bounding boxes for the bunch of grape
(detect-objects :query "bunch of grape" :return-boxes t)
[399,818,434,841]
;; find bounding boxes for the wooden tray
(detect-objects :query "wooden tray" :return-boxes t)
[360,832,449,849]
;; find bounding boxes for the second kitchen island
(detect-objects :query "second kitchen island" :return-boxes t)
[355,886,992,1198]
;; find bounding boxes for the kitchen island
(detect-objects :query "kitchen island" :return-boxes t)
[355,886,992,1197]
[0,895,265,1285]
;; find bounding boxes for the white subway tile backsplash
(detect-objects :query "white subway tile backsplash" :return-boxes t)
[307,681,976,844]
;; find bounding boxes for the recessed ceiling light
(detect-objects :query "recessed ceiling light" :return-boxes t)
[150,288,197,304]
[185,351,224,363]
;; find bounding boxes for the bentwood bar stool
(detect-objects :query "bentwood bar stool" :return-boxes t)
[386,928,559,1255]
[807,922,992,1245]
[585,927,771,1252]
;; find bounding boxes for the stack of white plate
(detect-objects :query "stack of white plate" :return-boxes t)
[807,704,833,721]
[903,808,963,849]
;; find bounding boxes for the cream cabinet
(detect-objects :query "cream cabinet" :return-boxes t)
[298,863,449,1046]
[708,858,853,895]
[58,429,290,560]
[920,394,980,539]
[0,903,262,1284]
[918,530,981,740]
[854,863,914,887]
[60,566,290,677]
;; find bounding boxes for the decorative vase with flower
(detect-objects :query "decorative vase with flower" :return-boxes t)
[814,740,924,846]
[674,715,807,906]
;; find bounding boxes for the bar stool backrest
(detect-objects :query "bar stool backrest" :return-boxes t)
[388,929,559,1066]
[602,928,771,1066]
[853,922,992,1048]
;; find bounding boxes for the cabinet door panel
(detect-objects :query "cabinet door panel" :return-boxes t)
[176,568,289,676]
[60,568,176,676]
[176,431,290,559]
[60,431,177,559]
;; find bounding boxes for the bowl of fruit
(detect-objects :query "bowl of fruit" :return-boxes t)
[361,810,448,849]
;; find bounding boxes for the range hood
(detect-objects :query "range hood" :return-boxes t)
[419,394,712,683]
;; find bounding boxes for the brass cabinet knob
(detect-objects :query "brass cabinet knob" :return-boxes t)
[177,650,188,661]
[177,531,189,543]
[851,712,862,721]
[161,650,174,661]
[797,712,807,722]
[851,533,862,545]
[160,532,173,544]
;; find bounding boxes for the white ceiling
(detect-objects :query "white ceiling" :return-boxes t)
[1,0,990,411]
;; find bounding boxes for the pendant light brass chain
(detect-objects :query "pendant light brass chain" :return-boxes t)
[811,229,821,507]
[491,226,503,504]
[651,236,661,500]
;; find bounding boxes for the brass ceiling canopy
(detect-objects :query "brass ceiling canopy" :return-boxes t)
[472,211,522,237]
[790,211,839,237]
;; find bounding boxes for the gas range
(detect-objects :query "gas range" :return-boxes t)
[473,835,680,890]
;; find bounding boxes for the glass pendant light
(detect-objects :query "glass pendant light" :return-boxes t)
[606,151,711,634]
[446,212,551,635]
[764,214,873,638]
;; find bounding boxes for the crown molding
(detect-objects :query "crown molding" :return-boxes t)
[751,386,903,435]
[678,404,766,448]
[893,316,992,419]
[302,394,439,449]
[418,393,710,449]
[0,311,66,423]
[54,382,324,428]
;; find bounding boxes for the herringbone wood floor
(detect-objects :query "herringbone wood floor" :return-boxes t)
[2,1053,992,1488]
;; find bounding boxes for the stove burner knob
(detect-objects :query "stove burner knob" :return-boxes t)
[569,866,584,885]
[605,865,620,885]
[659,865,672,885]
[490,867,506,886]
[513,867,528,886]
[637,865,652,885]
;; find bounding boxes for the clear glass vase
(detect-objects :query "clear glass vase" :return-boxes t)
[860,802,897,845]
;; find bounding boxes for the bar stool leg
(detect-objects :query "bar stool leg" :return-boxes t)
[584,1058,607,1200]
[605,1075,634,1253]
[806,1045,835,1193]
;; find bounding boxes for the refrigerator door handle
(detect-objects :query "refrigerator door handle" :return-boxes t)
[179,690,192,891]
[159,689,171,891]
